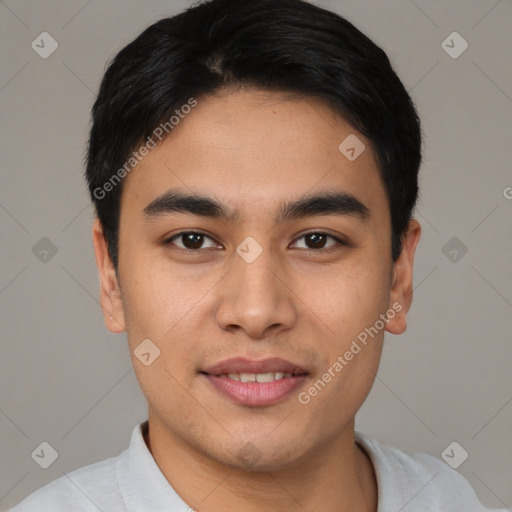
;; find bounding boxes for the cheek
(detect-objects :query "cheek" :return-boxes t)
[119,252,188,334]
[119,255,210,372]
[121,266,198,411]
[303,261,391,339]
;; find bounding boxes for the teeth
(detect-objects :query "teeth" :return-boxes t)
[256,372,274,383]
[224,372,291,382]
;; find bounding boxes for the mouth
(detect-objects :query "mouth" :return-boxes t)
[201,371,306,382]
[200,357,309,406]
[202,356,309,376]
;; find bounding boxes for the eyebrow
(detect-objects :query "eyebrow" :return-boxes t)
[143,188,370,224]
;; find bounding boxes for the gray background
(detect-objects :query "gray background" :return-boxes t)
[1,0,511,509]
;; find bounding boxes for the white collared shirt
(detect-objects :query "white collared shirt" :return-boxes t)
[8,420,507,511]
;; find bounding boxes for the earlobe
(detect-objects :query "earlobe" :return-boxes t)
[385,219,421,336]
[92,218,126,333]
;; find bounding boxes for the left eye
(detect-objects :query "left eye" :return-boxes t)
[290,232,343,251]
[165,231,344,252]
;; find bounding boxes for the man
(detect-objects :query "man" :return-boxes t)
[9,0,507,510]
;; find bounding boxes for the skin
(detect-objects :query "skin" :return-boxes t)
[92,88,421,512]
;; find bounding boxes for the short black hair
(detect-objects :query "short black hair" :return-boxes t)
[85,0,422,272]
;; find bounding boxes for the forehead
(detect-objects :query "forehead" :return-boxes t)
[120,89,385,220]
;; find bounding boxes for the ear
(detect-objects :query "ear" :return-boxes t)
[385,219,421,335]
[92,218,126,333]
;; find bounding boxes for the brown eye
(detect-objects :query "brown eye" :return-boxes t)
[166,231,219,250]
[305,233,328,249]
[291,232,345,251]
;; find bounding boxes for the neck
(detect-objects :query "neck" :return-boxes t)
[143,415,378,512]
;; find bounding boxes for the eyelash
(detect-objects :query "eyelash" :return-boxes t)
[163,230,348,254]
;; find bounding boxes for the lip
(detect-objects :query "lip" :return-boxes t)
[200,357,309,407]
[202,374,308,406]
[202,357,308,376]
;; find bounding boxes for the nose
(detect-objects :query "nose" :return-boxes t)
[215,242,298,339]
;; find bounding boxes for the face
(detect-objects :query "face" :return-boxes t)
[93,88,420,471]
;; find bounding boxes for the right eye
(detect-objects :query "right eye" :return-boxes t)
[164,231,223,251]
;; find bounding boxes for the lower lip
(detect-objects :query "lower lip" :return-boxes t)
[202,374,308,406]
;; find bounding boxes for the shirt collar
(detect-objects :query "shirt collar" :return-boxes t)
[116,420,191,512]
[354,430,405,512]
[116,421,390,512]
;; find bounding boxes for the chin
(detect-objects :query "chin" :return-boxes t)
[218,435,306,472]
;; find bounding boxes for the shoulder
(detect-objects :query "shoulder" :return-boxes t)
[8,455,125,512]
[355,431,507,511]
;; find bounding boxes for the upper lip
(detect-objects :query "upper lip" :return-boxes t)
[202,357,309,376]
